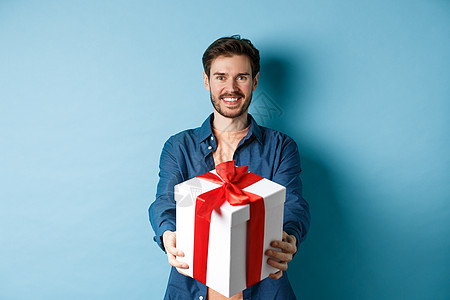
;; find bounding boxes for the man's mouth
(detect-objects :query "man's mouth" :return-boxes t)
[221,95,242,106]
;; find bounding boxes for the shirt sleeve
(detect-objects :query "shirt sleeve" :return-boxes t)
[272,136,311,249]
[149,137,183,252]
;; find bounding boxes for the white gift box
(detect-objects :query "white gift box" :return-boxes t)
[175,168,286,298]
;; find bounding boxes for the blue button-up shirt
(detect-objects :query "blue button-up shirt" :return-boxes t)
[149,114,310,299]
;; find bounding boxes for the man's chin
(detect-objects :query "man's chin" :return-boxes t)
[218,111,247,119]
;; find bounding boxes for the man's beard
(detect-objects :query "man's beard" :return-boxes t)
[210,92,253,119]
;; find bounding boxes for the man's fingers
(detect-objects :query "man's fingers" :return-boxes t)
[163,230,188,269]
[270,240,297,255]
[168,259,189,269]
[167,252,189,269]
[166,243,185,257]
[265,249,292,263]
[163,231,185,257]
[267,257,288,271]
[266,232,296,279]
[269,270,283,280]
[165,241,188,268]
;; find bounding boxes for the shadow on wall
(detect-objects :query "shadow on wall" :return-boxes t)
[252,54,374,299]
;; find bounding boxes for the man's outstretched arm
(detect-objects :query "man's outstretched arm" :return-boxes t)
[267,136,311,279]
[149,138,181,252]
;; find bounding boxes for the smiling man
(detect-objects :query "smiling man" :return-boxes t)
[206,54,256,119]
[149,35,310,300]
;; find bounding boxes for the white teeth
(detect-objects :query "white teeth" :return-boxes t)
[223,97,239,102]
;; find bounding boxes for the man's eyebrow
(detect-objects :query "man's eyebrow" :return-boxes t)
[211,72,250,76]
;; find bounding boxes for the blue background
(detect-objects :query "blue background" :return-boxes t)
[1,1,449,299]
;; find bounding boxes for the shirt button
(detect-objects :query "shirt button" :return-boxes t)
[211,136,214,140]
[199,296,204,300]
[208,146,212,150]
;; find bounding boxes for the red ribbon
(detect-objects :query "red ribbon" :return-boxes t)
[193,160,265,288]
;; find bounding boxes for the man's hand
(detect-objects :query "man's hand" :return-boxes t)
[162,230,189,270]
[265,231,297,280]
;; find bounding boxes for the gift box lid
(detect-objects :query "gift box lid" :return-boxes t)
[175,169,286,227]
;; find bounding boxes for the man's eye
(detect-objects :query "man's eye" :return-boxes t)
[238,76,247,81]
[217,76,225,80]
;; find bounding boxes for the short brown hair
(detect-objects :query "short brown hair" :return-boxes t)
[202,35,260,78]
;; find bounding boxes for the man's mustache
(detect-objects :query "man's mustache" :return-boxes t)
[219,92,245,98]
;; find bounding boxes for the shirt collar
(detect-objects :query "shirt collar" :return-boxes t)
[198,113,263,144]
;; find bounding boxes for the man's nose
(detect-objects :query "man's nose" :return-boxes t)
[224,78,238,93]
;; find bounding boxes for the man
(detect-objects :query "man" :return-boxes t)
[149,35,310,299]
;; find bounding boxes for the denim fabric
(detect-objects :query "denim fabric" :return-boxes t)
[149,113,310,299]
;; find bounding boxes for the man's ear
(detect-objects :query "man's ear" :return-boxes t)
[252,72,260,91]
[203,71,210,91]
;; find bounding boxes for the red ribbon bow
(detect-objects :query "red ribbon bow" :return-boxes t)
[193,160,265,288]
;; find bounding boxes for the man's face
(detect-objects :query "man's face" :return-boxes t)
[203,55,259,119]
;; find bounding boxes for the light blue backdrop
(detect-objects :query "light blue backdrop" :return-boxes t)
[1,1,449,299]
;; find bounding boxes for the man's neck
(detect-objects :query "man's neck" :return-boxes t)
[212,111,249,132]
